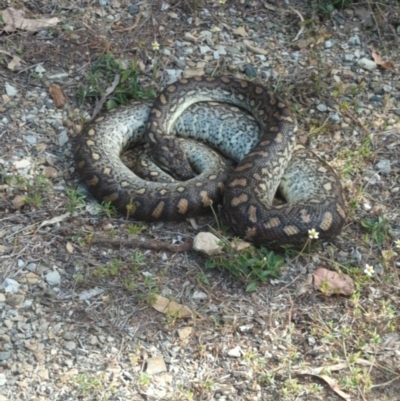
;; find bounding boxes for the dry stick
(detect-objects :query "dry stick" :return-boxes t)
[111,9,142,32]
[289,7,305,42]
[87,235,193,252]
[90,73,120,121]
[59,227,192,252]
[333,98,371,137]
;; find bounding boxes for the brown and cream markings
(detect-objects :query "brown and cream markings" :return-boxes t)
[74,76,346,247]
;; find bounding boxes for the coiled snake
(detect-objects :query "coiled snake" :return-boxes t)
[74,76,346,247]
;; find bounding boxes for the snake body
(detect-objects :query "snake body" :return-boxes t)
[74,76,346,247]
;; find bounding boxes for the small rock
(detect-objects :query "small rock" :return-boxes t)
[11,195,26,210]
[146,355,167,375]
[192,290,207,300]
[3,278,20,294]
[45,270,61,286]
[64,341,77,351]
[5,82,18,97]
[358,58,377,71]
[193,232,223,256]
[348,36,361,45]
[316,103,327,112]
[244,64,257,77]
[343,54,355,62]
[177,327,193,340]
[0,373,6,386]
[58,130,69,146]
[0,352,12,361]
[329,113,341,123]
[199,45,212,54]
[324,40,335,49]
[63,332,76,341]
[26,272,39,285]
[6,294,25,306]
[376,159,391,174]
[227,346,242,358]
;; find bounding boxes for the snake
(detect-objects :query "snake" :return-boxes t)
[74,76,346,247]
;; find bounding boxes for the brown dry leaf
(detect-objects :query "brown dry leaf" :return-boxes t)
[151,295,192,318]
[233,26,248,37]
[49,85,68,109]
[312,267,355,296]
[0,50,24,71]
[2,7,59,33]
[371,49,394,70]
[297,364,351,400]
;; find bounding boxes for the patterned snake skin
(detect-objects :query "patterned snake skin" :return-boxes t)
[74,76,346,247]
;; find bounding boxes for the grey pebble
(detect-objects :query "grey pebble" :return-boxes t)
[45,270,61,286]
[375,159,391,174]
[0,352,12,361]
[316,104,327,112]
[358,58,377,71]
[63,332,76,341]
[58,130,69,147]
[64,341,77,351]
[244,65,257,78]
[324,40,335,49]
[348,36,361,46]
[344,54,354,62]
[128,5,140,15]
[329,113,341,123]
[26,263,37,272]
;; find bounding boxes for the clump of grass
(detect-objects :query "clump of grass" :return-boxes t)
[205,240,285,292]
[77,53,155,109]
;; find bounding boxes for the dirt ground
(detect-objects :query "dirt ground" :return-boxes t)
[1,1,400,400]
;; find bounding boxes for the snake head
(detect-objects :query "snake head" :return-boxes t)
[151,136,195,181]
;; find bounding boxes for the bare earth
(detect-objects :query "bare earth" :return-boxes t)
[0,1,400,400]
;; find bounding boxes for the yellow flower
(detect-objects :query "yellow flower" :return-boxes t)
[219,0,226,4]
[364,264,374,277]
[395,239,400,248]
[308,228,319,239]
[211,25,221,32]
[152,41,160,51]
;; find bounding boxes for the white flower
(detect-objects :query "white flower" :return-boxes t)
[211,25,221,32]
[395,239,400,248]
[219,0,226,4]
[152,41,160,51]
[364,264,374,277]
[308,228,319,239]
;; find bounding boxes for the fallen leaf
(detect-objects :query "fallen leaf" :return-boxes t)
[371,49,394,70]
[312,267,354,296]
[0,50,24,71]
[151,295,192,318]
[2,7,59,32]
[49,84,68,109]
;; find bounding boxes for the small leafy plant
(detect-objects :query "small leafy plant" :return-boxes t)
[205,242,285,292]
[78,53,155,109]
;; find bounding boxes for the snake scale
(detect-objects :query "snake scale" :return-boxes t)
[74,76,346,247]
